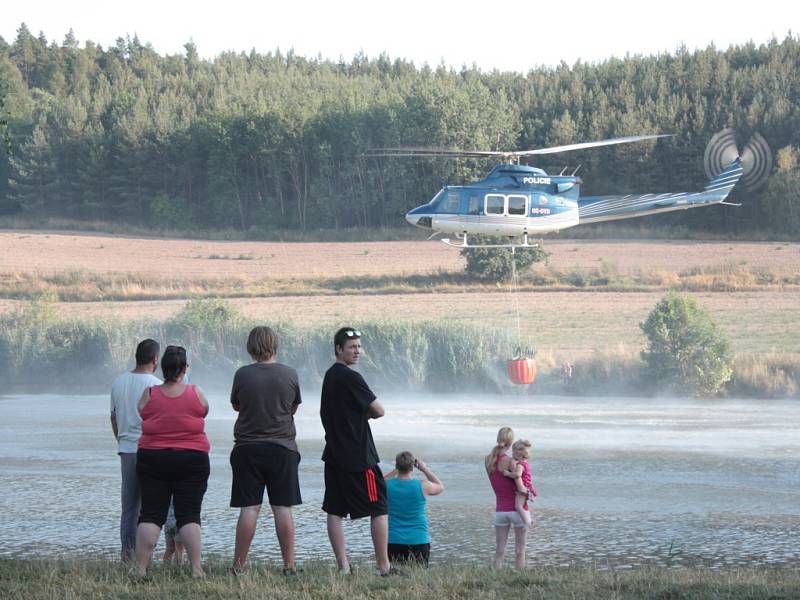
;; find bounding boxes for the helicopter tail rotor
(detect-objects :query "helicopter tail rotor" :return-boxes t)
[704,128,773,192]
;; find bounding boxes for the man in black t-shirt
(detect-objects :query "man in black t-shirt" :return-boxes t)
[230,326,302,575]
[320,327,390,575]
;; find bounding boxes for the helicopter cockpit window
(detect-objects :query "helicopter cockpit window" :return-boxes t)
[507,195,527,216]
[442,192,461,213]
[485,194,504,215]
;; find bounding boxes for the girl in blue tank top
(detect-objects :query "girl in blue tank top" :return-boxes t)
[384,451,444,566]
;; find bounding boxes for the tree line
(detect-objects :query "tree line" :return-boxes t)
[0,24,798,235]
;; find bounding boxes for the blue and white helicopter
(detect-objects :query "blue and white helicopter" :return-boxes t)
[369,131,768,248]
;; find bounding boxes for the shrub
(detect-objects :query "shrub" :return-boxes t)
[148,193,192,227]
[640,292,733,396]
[461,238,547,282]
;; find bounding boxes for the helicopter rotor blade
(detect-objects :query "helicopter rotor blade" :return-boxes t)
[364,147,508,159]
[365,134,671,161]
[513,134,672,157]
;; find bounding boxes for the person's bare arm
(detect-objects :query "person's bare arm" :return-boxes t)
[416,459,444,496]
[195,386,210,417]
[366,398,385,419]
[502,458,522,479]
[383,468,398,480]
[110,414,118,439]
[137,388,151,413]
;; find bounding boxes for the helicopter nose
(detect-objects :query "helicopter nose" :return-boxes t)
[406,212,432,229]
[406,205,433,229]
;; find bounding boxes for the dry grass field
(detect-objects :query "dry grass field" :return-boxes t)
[2,231,799,277]
[2,231,799,359]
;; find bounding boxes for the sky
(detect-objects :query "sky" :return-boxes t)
[2,0,797,73]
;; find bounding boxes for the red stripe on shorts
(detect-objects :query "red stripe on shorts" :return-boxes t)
[365,469,377,502]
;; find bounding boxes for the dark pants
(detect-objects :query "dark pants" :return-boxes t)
[388,543,430,566]
[137,448,210,529]
[119,452,140,560]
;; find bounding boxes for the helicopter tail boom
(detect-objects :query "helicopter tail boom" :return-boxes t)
[577,158,744,224]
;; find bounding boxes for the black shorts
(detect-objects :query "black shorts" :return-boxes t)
[230,442,302,507]
[388,543,430,566]
[322,463,387,519]
[137,448,210,529]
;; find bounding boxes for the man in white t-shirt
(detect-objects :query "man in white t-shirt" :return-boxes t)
[110,339,161,560]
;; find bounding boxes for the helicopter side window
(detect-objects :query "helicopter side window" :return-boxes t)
[507,195,527,216]
[485,194,504,215]
[441,192,461,213]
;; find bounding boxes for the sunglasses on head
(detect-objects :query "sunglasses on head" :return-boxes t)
[165,345,186,353]
[342,330,361,338]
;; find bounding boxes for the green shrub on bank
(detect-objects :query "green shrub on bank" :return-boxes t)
[461,239,548,282]
[641,292,734,396]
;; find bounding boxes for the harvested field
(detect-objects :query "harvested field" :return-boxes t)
[2,231,798,359]
[2,231,799,279]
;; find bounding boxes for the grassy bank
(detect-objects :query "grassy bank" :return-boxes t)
[1,558,798,600]
[2,297,798,398]
[2,261,799,302]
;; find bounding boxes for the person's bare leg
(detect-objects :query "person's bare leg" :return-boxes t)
[178,523,204,577]
[326,514,349,572]
[370,514,390,573]
[494,525,510,569]
[134,523,161,576]
[271,505,295,570]
[233,505,261,572]
[513,524,529,570]
[514,493,528,523]
[163,538,175,564]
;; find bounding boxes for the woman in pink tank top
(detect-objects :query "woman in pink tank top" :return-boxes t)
[484,427,529,569]
[133,345,211,578]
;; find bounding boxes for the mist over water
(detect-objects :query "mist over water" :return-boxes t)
[1,392,798,568]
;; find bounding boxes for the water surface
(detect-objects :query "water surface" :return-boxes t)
[0,392,798,568]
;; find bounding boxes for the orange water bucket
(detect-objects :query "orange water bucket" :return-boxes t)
[507,358,537,385]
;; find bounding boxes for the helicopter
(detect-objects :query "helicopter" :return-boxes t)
[367,130,770,248]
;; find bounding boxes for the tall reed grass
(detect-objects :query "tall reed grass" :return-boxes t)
[0,298,518,393]
[2,297,797,398]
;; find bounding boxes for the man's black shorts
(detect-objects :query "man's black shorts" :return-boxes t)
[230,442,302,507]
[322,463,387,519]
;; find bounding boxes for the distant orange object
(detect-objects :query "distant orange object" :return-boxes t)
[507,358,536,385]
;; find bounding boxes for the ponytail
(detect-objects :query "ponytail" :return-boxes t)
[487,444,505,472]
[487,426,514,472]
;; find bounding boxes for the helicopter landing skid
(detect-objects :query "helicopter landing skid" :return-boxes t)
[441,233,540,249]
